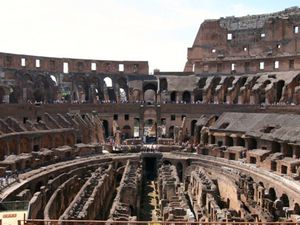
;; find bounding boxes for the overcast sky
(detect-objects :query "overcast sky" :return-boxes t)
[0,0,299,72]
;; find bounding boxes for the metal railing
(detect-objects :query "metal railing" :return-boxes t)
[18,219,300,225]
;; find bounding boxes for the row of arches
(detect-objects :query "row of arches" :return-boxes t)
[0,132,76,160]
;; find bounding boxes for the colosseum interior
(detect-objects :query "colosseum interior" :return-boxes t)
[0,6,300,225]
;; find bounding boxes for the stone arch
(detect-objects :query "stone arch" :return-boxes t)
[118,77,128,102]
[160,78,168,92]
[191,120,197,136]
[143,83,157,104]
[170,91,177,102]
[280,194,289,207]
[210,76,221,102]
[182,91,191,103]
[236,136,245,147]
[8,139,18,155]
[122,125,132,139]
[276,80,285,102]
[271,141,281,153]
[66,133,75,146]
[247,137,257,150]
[54,134,64,147]
[132,89,142,102]
[169,126,175,138]
[33,89,45,102]
[102,120,109,138]
[194,91,203,102]
[202,132,209,145]
[176,162,183,182]
[20,137,31,153]
[104,77,113,87]
[226,136,234,146]
[9,86,20,103]
[41,134,53,149]
[0,87,5,103]
[34,181,44,193]
[294,203,300,214]
[0,140,9,160]
[163,160,172,165]
[198,77,207,89]
[268,187,277,201]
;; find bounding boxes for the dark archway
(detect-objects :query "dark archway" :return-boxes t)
[276,80,285,102]
[169,126,175,138]
[191,120,197,136]
[170,91,177,102]
[182,91,191,103]
[160,78,168,92]
[176,162,183,182]
[102,120,109,138]
[122,125,132,139]
[280,194,289,207]
[271,141,281,153]
[143,83,157,104]
[268,187,277,201]
[0,87,5,104]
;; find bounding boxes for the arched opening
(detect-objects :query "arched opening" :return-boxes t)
[194,91,203,102]
[119,88,127,102]
[118,77,128,102]
[122,125,132,140]
[104,77,113,87]
[248,138,257,150]
[143,108,157,141]
[33,144,40,152]
[66,134,75,146]
[271,141,281,153]
[41,135,52,149]
[280,194,289,207]
[0,141,8,160]
[169,126,175,138]
[34,181,44,193]
[132,89,141,102]
[191,120,197,136]
[9,87,19,103]
[163,160,172,165]
[50,75,58,85]
[226,136,234,147]
[268,187,277,201]
[8,141,18,155]
[20,137,31,153]
[0,87,5,103]
[33,89,45,102]
[276,80,285,102]
[176,162,183,182]
[198,77,207,88]
[144,89,156,104]
[236,137,245,147]
[144,119,156,142]
[54,135,64,147]
[134,118,140,137]
[170,91,177,102]
[182,91,191,103]
[102,120,109,138]
[294,203,300,214]
[202,132,209,144]
[160,78,168,92]
[143,83,157,104]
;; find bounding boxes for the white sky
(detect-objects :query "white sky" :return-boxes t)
[0,0,298,73]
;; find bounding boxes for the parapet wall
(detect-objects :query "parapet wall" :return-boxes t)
[0,52,149,74]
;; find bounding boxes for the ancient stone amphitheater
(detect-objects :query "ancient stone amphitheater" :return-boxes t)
[0,7,300,225]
